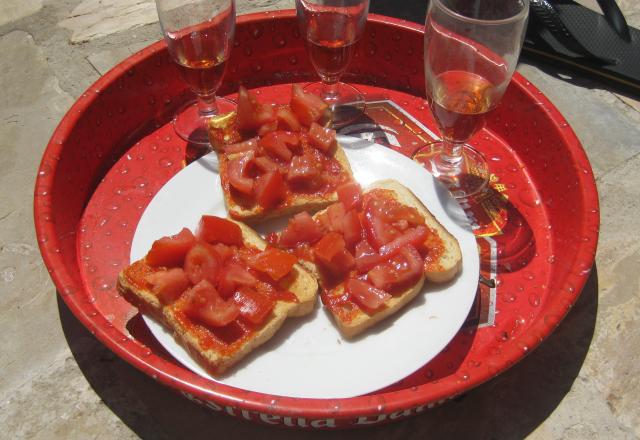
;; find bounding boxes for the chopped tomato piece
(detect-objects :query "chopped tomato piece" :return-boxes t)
[197,215,243,246]
[182,280,240,328]
[223,137,258,154]
[313,232,355,276]
[145,268,190,304]
[290,84,329,127]
[279,212,324,247]
[286,152,323,188]
[313,232,345,264]
[364,210,399,249]
[365,190,425,226]
[227,151,255,195]
[326,202,346,232]
[276,106,302,132]
[355,251,385,274]
[379,226,429,256]
[184,243,221,285]
[342,209,363,248]
[253,155,282,173]
[257,119,278,135]
[211,243,233,263]
[233,287,275,325]
[332,248,356,273]
[217,263,258,298]
[355,239,376,258]
[253,171,286,209]
[259,131,299,161]
[236,86,276,132]
[308,122,336,153]
[249,247,298,281]
[146,228,196,267]
[364,196,411,249]
[346,278,391,314]
[337,181,362,211]
[368,245,424,292]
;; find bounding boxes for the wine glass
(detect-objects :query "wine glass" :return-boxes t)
[414,0,529,198]
[156,0,236,146]
[296,0,370,127]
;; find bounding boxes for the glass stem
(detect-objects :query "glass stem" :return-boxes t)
[321,81,340,102]
[197,93,218,118]
[438,139,463,172]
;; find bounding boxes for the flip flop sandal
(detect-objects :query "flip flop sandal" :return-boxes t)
[525,0,640,95]
[369,0,640,96]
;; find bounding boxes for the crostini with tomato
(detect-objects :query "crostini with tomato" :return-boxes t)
[117,215,318,375]
[209,84,354,223]
[269,179,462,338]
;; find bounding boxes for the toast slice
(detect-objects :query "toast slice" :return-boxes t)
[118,219,318,375]
[208,85,354,224]
[275,179,462,338]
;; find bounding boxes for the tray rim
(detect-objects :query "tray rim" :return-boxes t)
[34,9,600,421]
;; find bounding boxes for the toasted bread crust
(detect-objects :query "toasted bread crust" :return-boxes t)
[217,141,353,224]
[117,220,318,375]
[308,179,462,338]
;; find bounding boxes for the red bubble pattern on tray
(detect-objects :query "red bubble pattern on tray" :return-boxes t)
[35,11,598,427]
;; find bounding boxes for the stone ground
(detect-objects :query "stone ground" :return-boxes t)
[1,0,639,439]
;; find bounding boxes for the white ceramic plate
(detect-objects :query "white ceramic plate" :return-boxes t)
[131,139,479,399]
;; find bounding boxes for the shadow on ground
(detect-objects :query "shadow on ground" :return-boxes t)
[58,266,598,439]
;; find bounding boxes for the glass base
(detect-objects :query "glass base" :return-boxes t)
[413,142,489,199]
[303,82,365,128]
[172,97,236,146]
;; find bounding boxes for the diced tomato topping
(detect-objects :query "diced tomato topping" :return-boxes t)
[259,131,299,161]
[308,122,336,153]
[223,138,258,154]
[337,181,362,211]
[290,84,329,127]
[346,278,391,314]
[364,210,399,250]
[182,280,240,328]
[313,232,345,264]
[379,226,429,256]
[366,190,425,226]
[217,263,258,299]
[253,170,286,209]
[313,232,355,276]
[227,151,255,195]
[279,212,324,247]
[233,287,275,325]
[145,268,190,304]
[362,192,427,249]
[332,248,356,273]
[236,86,276,132]
[184,243,221,285]
[368,245,424,292]
[253,155,282,173]
[257,119,278,136]
[248,247,298,281]
[197,215,243,246]
[355,239,376,258]
[275,106,302,132]
[146,228,196,267]
[326,202,346,232]
[211,243,233,263]
[355,250,385,274]
[342,210,363,248]
[286,152,323,188]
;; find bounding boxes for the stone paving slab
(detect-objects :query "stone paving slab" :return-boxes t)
[0,30,74,398]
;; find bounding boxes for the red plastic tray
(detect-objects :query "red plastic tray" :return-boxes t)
[35,11,599,428]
